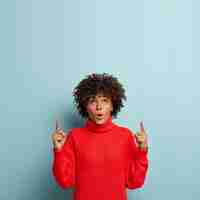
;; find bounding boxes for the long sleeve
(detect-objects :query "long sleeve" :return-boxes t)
[125,130,149,190]
[52,130,76,189]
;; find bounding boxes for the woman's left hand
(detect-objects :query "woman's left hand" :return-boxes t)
[135,121,148,150]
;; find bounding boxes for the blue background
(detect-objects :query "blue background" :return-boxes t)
[0,0,199,199]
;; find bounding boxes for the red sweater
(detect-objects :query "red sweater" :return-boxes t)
[52,117,148,200]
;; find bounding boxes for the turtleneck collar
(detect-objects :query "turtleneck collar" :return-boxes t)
[85,116,116,133]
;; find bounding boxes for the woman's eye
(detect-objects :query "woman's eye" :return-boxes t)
[89,99,95,103]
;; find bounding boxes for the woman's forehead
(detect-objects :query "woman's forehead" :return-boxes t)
[90,93,110,98]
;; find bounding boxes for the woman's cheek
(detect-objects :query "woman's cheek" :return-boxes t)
[87,104,96,113]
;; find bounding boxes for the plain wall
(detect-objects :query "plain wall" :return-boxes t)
[0,0,199,199]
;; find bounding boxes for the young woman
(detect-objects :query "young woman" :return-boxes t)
[51,73,149,200]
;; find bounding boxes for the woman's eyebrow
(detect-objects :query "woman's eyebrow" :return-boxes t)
[98,96,108,98]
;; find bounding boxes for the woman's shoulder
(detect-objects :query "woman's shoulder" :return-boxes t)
[114,123,136,139]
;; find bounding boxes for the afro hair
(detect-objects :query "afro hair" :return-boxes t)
[72,73,127,119]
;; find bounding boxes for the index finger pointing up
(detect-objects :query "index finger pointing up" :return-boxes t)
[56,119,60,130]
[140,121,145,132]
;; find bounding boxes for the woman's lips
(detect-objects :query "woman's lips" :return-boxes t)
[96,114,104,119]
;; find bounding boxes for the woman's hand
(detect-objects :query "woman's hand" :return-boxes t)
[51,127,66,150]
[135,121,148,150]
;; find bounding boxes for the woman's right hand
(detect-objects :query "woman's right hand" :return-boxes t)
[51,128,66,150]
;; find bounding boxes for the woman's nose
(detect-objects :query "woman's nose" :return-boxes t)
[96,102,102,110]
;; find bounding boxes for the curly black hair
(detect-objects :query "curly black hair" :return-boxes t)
[72,73,127,119]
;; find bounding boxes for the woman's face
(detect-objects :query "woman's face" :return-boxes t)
[86,93,113,124]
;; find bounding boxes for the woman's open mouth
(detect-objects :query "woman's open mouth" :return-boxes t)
[96,114,104,119]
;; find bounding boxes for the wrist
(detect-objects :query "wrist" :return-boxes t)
[138,143,148,150]
[53,144,62,151]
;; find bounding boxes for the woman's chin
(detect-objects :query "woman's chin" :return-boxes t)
[94,116,109,124]
[93,119,103,124]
